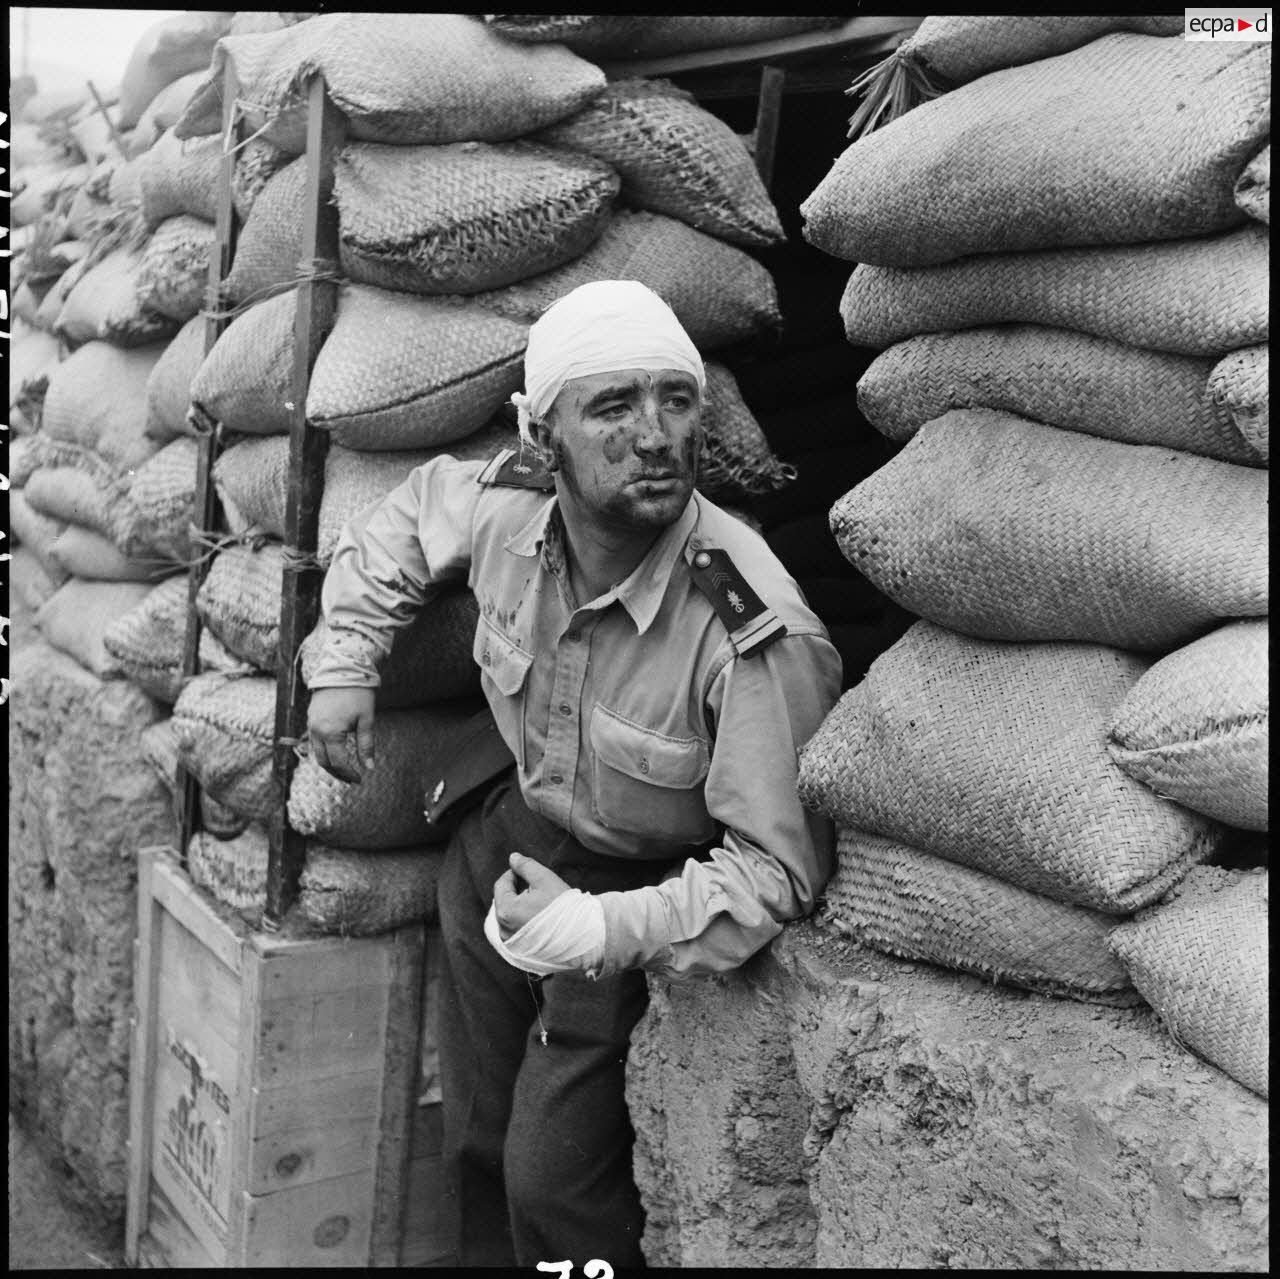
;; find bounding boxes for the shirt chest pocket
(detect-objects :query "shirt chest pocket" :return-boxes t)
[589,704,715,845]
[474,616,533,770]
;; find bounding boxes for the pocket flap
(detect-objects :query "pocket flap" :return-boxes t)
[474,616,533,697]
[590,705,709,789]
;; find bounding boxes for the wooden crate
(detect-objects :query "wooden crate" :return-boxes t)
[126,846,427,1267]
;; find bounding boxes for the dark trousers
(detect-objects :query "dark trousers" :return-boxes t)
[436,774,681,1269]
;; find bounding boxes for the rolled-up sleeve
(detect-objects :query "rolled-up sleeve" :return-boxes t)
[595,625,841,980]
[307,456,484,689]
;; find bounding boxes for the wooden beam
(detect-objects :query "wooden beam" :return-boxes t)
[176,59,242,859]
[265,74,345,925]
[751,65,786,192]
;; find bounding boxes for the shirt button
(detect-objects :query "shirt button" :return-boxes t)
[549,773,564,785]
[559,702,572,716]
[693,550,712,569]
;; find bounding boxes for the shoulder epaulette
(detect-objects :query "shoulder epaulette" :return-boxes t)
[686,545,787,659]
[477,448,556,491]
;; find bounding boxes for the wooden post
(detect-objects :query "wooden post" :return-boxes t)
[176,61,243,858]
[85,79,128,160]
[265,74,345,925]
[752,64,786,192]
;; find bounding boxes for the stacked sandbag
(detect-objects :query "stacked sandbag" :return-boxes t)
[799,20,1269,1078]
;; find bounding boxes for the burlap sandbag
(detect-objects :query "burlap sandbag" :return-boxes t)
[336,140,619,296]
[1210,345,1269,464]
[214,418,515,565]
[1235,143,1269,225]
[176,13,606,152]
[8,325,63,430]
[476,210,782,351]
[797,620,1221,913]
[222,156,308,305]
[190,290,296,434]
[806,37,1268,267]
[36,263,87,333]
[196,541,286,671]
[1109,620,1268,832]
[231,133,292,222]
[301,589,483,708]
[107,156,146,209]
[187,826,271,913]
[288,702,482,849]
[130,70,208,153]
[9,436,44,489]
[534,78,784,248]
[141,717,251,836]
[55,246,180,347]
[135,214,216,322]
[9,546,60,614]
[699,361,795,499]
[36,578,154,677]
[145,315,206,441]
[856,326,1266,465]
[1110,866,1268,1097]
[307,285,529,450]
[110,437,199,562]
[300,845,444,936]
[22,467,116,540]
[41,341,167,477]
[172,672,280,819]
[105,576,247,704]
[840,225,1270,358]
[484,15,842,57]
[830,410,1268,652]
[137,130,223,227]
[48,525,178,583]
[9,491,71,588]
[117,11,235,131]
[824,829,1142,1006]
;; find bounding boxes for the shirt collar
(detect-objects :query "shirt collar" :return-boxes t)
[504,495,698,636]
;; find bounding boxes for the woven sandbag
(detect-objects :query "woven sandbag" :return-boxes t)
[231,133,292,222]
[228,12,312,37]
[35,264,82,332]
[135,214,216,322]
[824,829,1141,1007]
[117,11,234,131]
[105,576,246,704]
[110,437,198,562]
[190,291,296,434]
[476,210,781,351]
[41,341,167,477]
[9,437,44,489]
[1209,345,1269,464]
[36,578,154,677]
[137,130,222,227]
[222,156,307,304]
[64,184,112,241]
[797,621,1221,913]
[485,15,841,57]
[145,315,206,441]
[533,78,783,249]
[10,162,90,228]
[299,845,444,936]
[214,418,515,565]
[48,525,177,583]
[831,410,1268,652]
[176,13,606,152]
[141,718,252,837]
[336,141,619,296]
[1109,620,1269,832]
[8,324,63,420]
[187,827,270,913]
[699,361,795,499]
[288,702,482,849]
[9,491,71,588]
[1235,143,1269,225]
[55,247,180,347]
[22,466,116,540]
[1110,867,1268,1097]
[301,588,483,709]
[172,672,280,819]
[9,546,60,613]
[856,326,1266,466]
[196,541,285,671]
[131,70,208,152]
[307,285,529,451]
[840,225,1270,359]
[107,156,145,209]
[806,37,1268,267]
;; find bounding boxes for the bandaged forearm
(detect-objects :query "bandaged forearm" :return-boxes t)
[483,888,606,978]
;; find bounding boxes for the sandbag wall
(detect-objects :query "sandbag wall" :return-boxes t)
[797,17,1269,1100]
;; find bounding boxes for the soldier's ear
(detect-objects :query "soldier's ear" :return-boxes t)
[530,418,559,471]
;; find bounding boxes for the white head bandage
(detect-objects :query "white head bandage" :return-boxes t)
[510,279,706,447]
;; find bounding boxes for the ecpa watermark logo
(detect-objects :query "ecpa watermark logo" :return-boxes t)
[1185,8,1272,38]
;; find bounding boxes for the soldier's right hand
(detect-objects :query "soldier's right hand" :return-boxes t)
[307,686,377,783]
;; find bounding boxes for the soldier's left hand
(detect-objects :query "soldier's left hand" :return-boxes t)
[493,852,572,940]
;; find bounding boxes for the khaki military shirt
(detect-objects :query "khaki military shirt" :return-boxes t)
[310,452,842,979]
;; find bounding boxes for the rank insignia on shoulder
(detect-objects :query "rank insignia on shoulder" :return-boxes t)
[478,448,556,491]
[687,546,787,658]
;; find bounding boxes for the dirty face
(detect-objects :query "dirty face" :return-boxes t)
[534,367,703,533]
